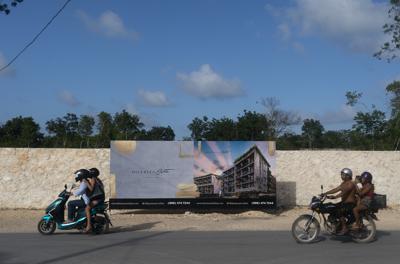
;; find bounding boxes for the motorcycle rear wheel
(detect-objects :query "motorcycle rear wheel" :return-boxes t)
[38,219,56,235]
[92,216,109,235]
[291,214,321,243]
[351,216,376,243]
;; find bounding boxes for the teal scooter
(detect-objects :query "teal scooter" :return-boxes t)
[37,184,112,235]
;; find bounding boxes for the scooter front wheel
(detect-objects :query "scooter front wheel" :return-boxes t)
[38,219,56,235]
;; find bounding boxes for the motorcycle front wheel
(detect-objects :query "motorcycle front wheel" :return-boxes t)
[38,219,56,235]
[291,214,321,243]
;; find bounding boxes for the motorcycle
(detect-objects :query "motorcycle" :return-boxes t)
[291,185,378,243]
[37,184,112,235]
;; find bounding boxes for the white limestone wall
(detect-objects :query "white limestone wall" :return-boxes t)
[0,148,110,209]
[276,151,400,206]
[0,148,398,208]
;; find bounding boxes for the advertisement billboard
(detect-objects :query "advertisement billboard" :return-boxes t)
[110,141,276,209]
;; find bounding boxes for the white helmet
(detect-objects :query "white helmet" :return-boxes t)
[341,168,353,180]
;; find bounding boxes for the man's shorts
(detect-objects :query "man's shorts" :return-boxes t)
[338,202,355,217]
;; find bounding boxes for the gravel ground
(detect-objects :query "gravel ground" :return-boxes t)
[1,207,399,233]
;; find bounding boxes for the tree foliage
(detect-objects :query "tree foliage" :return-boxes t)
[0,116,42,147]
[0,0,23,15]
[302,119,324,149]
[260,97,301,139]
[375,0,400,61]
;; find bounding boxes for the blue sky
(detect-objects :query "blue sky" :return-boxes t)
[1,0,399,139]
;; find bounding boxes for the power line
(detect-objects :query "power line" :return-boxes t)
[0,0,72,73]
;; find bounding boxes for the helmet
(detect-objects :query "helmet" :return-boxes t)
[74,169,90,182]
[340,168,353,180]
[361,171,373,183]
[89,167,100,178]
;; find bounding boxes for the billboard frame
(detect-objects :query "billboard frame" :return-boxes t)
[109,196,276,210]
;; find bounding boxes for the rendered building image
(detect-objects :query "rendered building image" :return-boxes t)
[194,145,276,197]
[193,173,221,196]
[233,145,275,196]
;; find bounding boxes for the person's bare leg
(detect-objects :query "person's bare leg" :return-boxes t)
[352,206,361,229]
[338,217,348,234]
[84,205,92,233]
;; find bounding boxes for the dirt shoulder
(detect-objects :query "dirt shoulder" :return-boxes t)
[1,207,399,233]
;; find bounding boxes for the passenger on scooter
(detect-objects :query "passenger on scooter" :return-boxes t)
[83,168,105,233]
[66,169,91,223]
[322,168,357,235]
[352,172,374,229]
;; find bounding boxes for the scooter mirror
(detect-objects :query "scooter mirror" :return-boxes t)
[321,185,324,193]
[64,184,67,189]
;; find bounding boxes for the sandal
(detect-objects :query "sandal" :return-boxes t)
[83,228,92,234]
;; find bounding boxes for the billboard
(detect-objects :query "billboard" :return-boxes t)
[110,141,276,208]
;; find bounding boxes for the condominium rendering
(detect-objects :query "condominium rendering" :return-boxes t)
[222,145,275,197]
[193,173,221,196]
[194,145,276,197]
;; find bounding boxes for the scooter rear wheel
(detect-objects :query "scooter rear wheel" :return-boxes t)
[38,219,56,235]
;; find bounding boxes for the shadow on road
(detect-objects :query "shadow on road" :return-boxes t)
[107,221,161,234]
[35,231,171,264]
[328,230,392,243]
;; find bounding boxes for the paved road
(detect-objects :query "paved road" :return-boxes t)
[0,229,399,264]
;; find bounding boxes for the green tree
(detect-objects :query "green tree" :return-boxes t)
[0,116,43,147]
[78,115,95,147]
[113,110,144,140]
[353,109,387,150]
[64,113,79,140]
[321,130,351,149]
[187,116,210,140]
[277,133,303,150]
[141,126,175,140]
[260,97,300,139]
[46,113,80,147]
[236,110,270,140]
[302,119,324,149]
[385,81,400,149]
[375,0,400,61]
[386,81,400,117]
[96,112,114,148]
[345,91,363,107]
[205,117,237,140]
[46,117,67,147]
[0,0,23,15]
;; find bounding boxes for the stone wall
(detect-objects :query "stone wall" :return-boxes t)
[276,151,400,206]
[0,148,398,208]
[0,148,110,209]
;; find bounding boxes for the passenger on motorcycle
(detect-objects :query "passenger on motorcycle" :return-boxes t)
[352,172,374,230]
[83,168,106,233]
[322,168,357,235]
[66,169,91,223]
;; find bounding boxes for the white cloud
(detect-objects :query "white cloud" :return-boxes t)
[58,90,80,107]
[278,23,291,41]
[138,89,171,107]
[0,52,15,77]
[315,105,356,125]
[123,103,159,128]
[176,64,243,100]
[292,41,305,54]
[270,0,390,53]
[77,10,139,40]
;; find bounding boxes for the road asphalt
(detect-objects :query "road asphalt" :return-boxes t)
[0,229,399,264]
